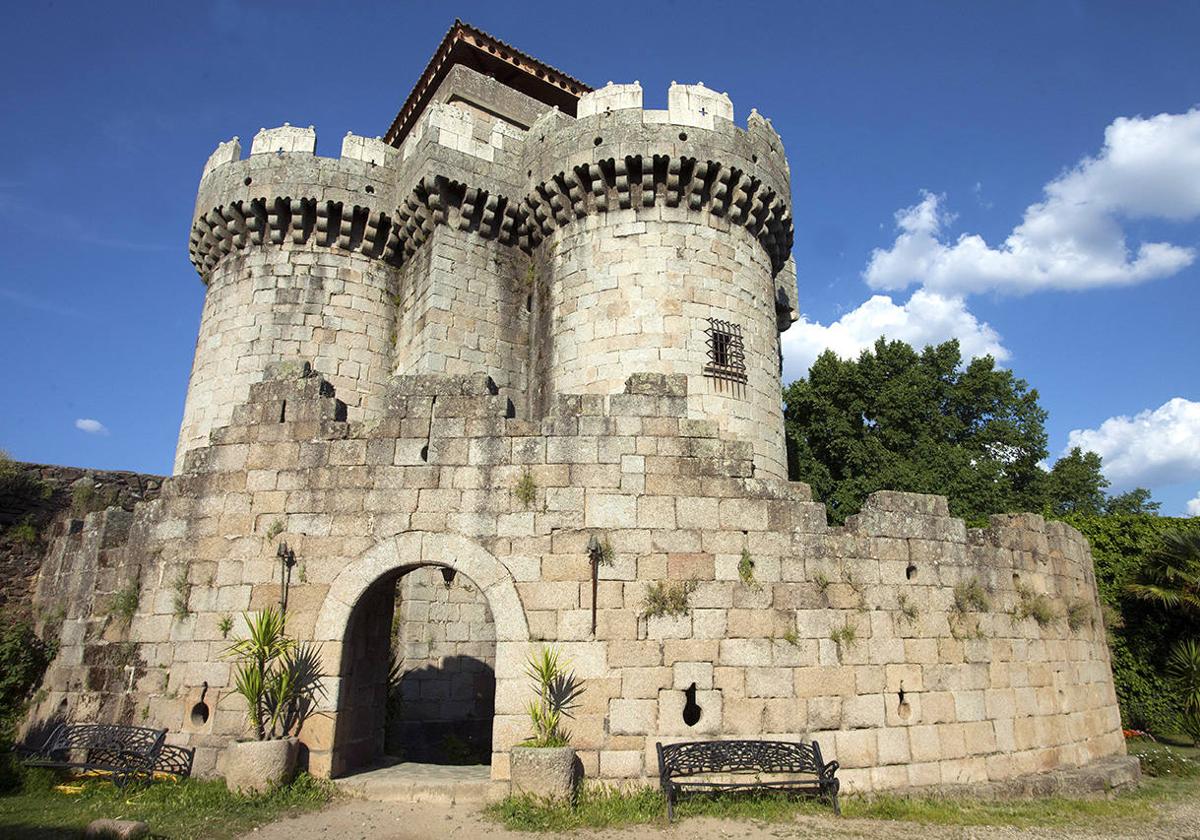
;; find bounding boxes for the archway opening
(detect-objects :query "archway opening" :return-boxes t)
[333,564,496,775]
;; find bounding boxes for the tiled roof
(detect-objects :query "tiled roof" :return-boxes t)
[384,20,593,147]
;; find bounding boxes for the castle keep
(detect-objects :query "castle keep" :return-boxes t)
[27,22,1127,792]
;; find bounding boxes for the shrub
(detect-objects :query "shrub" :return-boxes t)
[0,451,50,503]
[1167,639,1200,746]
[70,483,113,517]
[8,519,38,546]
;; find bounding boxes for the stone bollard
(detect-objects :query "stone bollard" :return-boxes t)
[83,818,149,839]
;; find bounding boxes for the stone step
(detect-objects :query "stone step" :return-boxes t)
[334,761,500,805]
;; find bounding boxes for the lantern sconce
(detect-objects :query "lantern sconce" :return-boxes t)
[277,542,296,611]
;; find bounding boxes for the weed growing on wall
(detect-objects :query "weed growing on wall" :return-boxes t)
[641,580,696,619]
[1013,583,1058,627]
[108,583,140,628]
[1066,597,1093,632]
[172,566,192,620]
[953,578,992,613]
[738,549,759,589]
[514,468,537,508]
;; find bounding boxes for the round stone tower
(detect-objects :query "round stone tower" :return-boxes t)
[523,82,797,480]
[178,127,405,470]
[179,78,799,480]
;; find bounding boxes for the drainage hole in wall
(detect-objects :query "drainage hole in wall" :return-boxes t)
[243,177,252,186]
[525,293,532,313]
[419,444,429,462]
[190,702,210,726]
[279,400,287,423]
[752,154,758,163]
[594,136,603,146]
[365,185,374,194]
[1012,573,1021,586]
[897,687,912,720]
[678,132,688,141]
[906,563,917,580]
[682,683,702,727]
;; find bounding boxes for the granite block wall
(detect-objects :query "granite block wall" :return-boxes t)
[26,369,1125,790]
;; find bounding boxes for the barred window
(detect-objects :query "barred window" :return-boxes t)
[704,318,747,392]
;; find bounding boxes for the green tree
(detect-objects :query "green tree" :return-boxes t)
[1105,488,1162,516]
[1044,447,1109,516]
[1063,513,1200,735]
[784,338,1049,523]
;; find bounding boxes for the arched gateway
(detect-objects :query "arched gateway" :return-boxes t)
[312,532,529,778]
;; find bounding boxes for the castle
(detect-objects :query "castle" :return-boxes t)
[26,21,1128,793]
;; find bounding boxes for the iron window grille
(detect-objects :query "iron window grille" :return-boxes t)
[704,318,747,393]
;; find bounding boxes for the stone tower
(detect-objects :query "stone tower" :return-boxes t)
[179,21,798,479]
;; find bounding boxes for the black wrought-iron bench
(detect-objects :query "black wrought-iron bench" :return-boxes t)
[656,738,840,820]
[23,723,195,786]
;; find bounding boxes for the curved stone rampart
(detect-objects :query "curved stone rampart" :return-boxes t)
[33,369,1125,787]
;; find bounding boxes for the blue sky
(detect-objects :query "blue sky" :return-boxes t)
[1,1,1197,514]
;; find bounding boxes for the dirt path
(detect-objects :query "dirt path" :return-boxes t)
[241,796,1200,840]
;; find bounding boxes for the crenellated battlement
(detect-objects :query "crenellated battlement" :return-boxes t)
[191,87,796,279]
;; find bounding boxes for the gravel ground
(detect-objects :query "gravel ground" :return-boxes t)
[241,794,1200,840]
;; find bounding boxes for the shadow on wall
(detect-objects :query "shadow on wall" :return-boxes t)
[388,655,495,765]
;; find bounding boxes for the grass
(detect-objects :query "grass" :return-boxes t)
[0,770,335,839]
[738,550,759,589]
[487,766,1200,832]
[172,567,191,620]
[897,593,919,624]
[1065,597,1092,632]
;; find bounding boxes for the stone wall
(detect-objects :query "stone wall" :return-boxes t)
[26,368,1125,791]
[0,463,162,616]
[391,566,496,762]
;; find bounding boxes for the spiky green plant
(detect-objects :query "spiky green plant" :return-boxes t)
[1127,530,1200,617]
[1168,639,1200,746]
[738,549,758,588]
[223,606,325,740]
[523,646,584,748]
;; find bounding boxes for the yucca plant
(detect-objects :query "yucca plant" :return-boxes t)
[524,646,584,748]
[223,606,325,740]
[1168,639,1200,746]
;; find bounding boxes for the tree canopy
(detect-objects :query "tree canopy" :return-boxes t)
[783,338,1156,524]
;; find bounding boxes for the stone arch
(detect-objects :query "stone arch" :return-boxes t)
[313,532,528,778]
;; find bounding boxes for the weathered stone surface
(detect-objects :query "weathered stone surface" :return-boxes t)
[83,819,150,839]
[223,738,299,794]
[510,746,576,801]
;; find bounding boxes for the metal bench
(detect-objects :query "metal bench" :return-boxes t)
[23,723,194,786]
[656,738,840,820]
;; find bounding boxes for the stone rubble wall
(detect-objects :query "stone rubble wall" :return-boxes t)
[28,369,1125,791]
[0,463,162,616]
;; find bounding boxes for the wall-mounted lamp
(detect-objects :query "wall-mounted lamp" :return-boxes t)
[440,567,457,588]
[277,542,296,611]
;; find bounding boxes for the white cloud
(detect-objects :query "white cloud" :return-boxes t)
[781,288,1008,381]
[1065,398,1200,490]
[1187,492,1200,517]
[74,418,109,436]
[864,108,1200,296]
